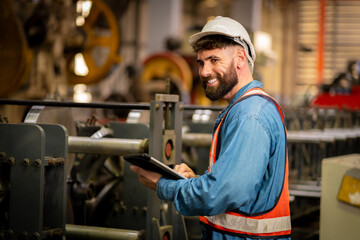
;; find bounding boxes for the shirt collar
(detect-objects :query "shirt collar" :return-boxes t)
[230,80,263,105]
[216,80,262,118]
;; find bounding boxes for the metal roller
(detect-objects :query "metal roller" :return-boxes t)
[65,224,142,240]
[68,133,213,155]
[68,130,355,156]
[287,131,335,144]
[182,132,339,147]
[182,133,212,148]
[68,136,148,155]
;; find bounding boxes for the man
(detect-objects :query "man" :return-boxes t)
[131,16,291,240]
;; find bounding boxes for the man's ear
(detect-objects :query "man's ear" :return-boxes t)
[235,47,247,69]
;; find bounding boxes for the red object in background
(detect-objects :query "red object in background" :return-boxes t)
[311,86,360,110]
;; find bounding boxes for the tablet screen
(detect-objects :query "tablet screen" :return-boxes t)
[124,153,186,180]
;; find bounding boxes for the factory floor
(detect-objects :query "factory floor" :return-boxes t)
[292,210,319,240]
[290,196,320,240]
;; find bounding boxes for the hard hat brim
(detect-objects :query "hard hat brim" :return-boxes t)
[188,31,236,48]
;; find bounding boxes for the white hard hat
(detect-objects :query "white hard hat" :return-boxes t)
[189,16,256,73]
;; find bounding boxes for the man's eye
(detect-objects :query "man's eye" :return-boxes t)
[197,62,204,67]
[211,59,218,63]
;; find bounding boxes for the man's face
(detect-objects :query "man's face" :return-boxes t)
[197,48,238,101]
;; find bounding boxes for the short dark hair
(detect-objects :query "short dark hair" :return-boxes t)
[192,35,241,53]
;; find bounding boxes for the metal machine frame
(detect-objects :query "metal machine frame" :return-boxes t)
[0,94,189,240]
[0,124,67,240]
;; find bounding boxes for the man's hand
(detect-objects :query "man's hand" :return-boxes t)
[174,163,197,179]
[129,165,162,191]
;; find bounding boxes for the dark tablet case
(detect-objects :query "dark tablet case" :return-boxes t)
[124,153,186,180]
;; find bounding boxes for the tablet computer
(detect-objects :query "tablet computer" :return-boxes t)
[123,153,187,180]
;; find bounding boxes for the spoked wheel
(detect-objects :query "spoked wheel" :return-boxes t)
[66,0,121,85]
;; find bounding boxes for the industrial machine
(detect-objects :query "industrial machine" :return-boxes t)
[320,154,360,240]
[0,93,189,240]
[312,60,360,110]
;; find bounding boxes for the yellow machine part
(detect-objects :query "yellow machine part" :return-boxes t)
[141,52,193,92]
[338,169,360,208]
[0,0,33,97]
[66,0,122,85]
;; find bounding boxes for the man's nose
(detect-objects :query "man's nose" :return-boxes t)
[199,63,212,78]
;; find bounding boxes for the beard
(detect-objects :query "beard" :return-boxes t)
[202,62,238,101]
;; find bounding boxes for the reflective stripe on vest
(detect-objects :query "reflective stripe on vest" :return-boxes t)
[201,88,291,238]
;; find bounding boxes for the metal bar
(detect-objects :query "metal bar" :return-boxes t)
[0,99,150,110]
[183,130,360,146]
[287,131,335,143]
[183,132,339,146]
[67,132,350,156]
[289,183,321,192]
[68,137,148,155]
[0,99,224,111]
[69,133,213,152]
[289,189,321,198]
[65,224,141,240]
[182,133,212,148]
[57,129,360,156]
[183,105,223,111]
[148,100,163,239]
[24,128,360,156]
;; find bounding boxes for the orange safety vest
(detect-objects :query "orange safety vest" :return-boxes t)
[200,88,291,238]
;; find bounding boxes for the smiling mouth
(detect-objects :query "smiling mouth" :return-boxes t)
[207,78,217,85]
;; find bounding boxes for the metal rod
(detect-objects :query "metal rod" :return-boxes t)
[0,99,150,110]
[68,136,148,155]
[182,133,212,147]
[67,131,346,156]
[287,131,335,143]
[65,224,141,240]
[289,189,321,198]
[0,99,224,111]
[183,105,223,111]
[183,132,347,146]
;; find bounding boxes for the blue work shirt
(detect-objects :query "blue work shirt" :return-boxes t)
[157,80,291,240]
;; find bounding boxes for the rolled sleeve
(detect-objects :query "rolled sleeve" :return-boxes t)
[157,177,177,201]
